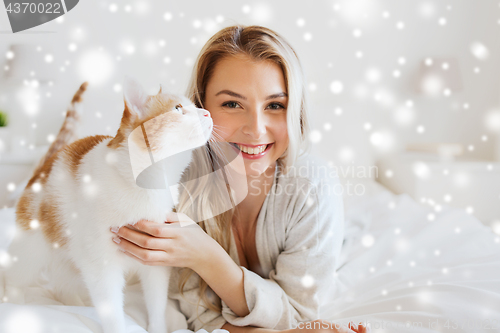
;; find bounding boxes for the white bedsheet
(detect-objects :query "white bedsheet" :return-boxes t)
[320,177,500,332]
[1,177,499,333]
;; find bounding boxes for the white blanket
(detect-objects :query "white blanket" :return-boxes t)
[322,178,500,332]
[1,178,499,333]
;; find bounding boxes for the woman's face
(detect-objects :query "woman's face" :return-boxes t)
[204,54,289,178]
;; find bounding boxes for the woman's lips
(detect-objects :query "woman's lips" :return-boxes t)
[230,142,274,159]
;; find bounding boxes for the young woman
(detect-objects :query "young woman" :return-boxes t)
[110,25,369,333]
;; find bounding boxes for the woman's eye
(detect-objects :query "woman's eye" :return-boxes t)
[268,103,285,110]
[222,101,240,109]
[221,101,285,110]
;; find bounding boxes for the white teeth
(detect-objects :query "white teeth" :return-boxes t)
[235,144,268,154]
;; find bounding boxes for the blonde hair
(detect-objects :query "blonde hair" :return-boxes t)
[176,24,312,325]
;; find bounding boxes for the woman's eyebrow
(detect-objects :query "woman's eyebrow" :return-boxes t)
[215,89,287,100]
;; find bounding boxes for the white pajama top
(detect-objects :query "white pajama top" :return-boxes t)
[168,153,345,332]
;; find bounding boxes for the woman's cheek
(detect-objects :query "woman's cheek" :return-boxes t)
[277,121,289,147]
[211,113,232,140]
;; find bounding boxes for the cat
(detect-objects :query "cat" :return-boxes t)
[0,76,213,333]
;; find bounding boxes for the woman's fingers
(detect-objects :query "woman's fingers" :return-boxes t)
[114,235,169,263]
[112,225,164,250]
[347,321,370,333]
[128,219,180,238]
[358,323,370,333]
[325,320,360,333]
[338,323,357,333]
[307,320,357,333]
[119,248,166,266]
[165,212,196,227]
[113,222,177,248]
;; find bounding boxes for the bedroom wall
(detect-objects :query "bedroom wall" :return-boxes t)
[0,0,499,176]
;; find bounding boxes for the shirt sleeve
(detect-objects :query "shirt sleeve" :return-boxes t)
[220,172,345,330]
[168,267,229,332]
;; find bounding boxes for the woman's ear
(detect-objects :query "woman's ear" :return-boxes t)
[123,75,148,119]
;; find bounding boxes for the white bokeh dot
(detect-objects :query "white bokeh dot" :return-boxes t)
[470,42,490,60]
[32,182,42,193]
[30,219,40,229]
[309,130,322,143]
[362,234,375,247]
[330,81,344,94]
[163,12,173,21]
[339,147,355,162]
[301,274,314,288]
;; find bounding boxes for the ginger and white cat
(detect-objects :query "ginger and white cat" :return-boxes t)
[0,76,213,333]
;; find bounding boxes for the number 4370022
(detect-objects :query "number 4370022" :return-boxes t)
[6,2,62,14]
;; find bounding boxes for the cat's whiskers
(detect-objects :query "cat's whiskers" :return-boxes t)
[204,141,225,171]
[209,131,225,143]
[205,141,238,186]
[203,124,242,187]
[212,125,229,137]
[177,181,195,215]
[187,121,203,140]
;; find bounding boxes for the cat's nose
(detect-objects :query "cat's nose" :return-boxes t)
[202,109,210,117]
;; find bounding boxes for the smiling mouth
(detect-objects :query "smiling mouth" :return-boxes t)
[230,142,273,155]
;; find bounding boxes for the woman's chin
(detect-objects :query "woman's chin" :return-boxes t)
[243,159,273,178]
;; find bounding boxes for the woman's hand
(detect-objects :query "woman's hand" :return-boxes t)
[284,320,370,333]
[110,212,218,271]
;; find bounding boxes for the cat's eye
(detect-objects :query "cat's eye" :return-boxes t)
[174,104,185,115]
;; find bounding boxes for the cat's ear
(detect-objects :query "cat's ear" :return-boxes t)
[123,75,148,119]
[157,84,163,95]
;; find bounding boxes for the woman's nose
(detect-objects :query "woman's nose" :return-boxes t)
[244,113,266,138]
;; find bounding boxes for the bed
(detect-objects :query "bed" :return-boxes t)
[1,175,499,333]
